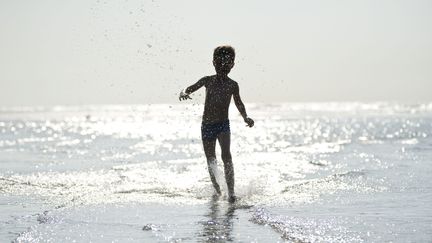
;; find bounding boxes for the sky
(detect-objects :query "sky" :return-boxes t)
[0,0,431,106]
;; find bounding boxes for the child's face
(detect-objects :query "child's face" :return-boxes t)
[213,56,235,74]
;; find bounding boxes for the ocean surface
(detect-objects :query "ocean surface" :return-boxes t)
[0,103,431,242]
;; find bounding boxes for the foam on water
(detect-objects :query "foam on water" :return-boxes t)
[1,103,432,242]
[251,208,363,242]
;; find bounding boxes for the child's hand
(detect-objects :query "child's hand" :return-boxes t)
[244,117,254,127]
[179,90,192,101]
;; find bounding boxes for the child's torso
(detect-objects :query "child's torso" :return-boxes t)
[202,76,235,124]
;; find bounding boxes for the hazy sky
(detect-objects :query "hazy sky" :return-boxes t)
[1,0,431,106]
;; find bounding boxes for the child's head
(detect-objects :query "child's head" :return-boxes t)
[213,45,235,75]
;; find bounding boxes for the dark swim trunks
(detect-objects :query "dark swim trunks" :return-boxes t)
[201,120,230,140]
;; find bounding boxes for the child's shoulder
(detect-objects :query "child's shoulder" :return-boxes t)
[223,77,238,90]
[227,77,239,88]
[228,78,238,85]
[200,75,215,82]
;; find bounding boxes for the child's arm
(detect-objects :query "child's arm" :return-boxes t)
[233,83,254,127]
[179,77,207,101]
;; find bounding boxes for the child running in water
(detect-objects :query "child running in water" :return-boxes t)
[179,46,254,203]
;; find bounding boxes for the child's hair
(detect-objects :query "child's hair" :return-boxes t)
[213,46,235,62]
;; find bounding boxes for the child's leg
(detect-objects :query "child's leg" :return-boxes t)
[217,132,234,198]
[202,139,221,194]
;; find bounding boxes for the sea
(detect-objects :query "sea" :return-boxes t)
[0,102,431,242]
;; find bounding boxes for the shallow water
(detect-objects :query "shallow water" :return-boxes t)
[1,103,431,242]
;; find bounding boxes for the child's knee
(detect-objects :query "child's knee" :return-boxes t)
[221,152,232,161]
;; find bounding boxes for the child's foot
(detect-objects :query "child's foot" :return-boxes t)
[211,193,221,200]
[228,195,236,203]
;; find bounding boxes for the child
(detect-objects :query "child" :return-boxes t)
[179,46,254,203]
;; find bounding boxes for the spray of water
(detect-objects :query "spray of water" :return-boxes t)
[208,158,228,196]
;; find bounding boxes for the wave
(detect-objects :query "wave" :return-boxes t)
[251,208,363,242]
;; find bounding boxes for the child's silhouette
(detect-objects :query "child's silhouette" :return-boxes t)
[179,46,254,203]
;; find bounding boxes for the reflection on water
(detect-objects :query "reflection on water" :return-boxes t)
[1,103,432,242]
[198,195,236,242]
